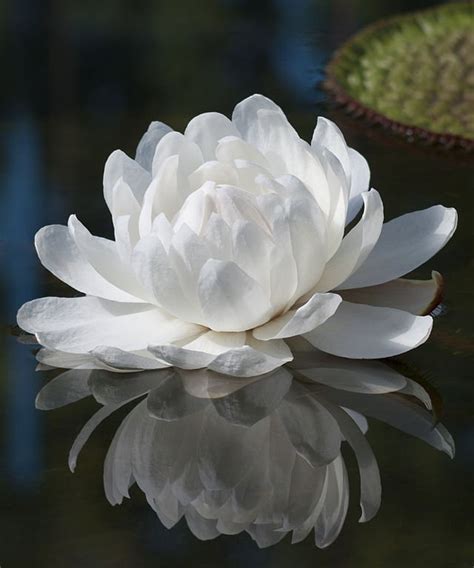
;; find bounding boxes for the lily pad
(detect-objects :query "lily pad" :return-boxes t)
[325,2,474,150]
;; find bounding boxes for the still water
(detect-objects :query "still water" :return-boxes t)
[0,0,473,566]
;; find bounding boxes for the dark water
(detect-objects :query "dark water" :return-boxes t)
[0,0,473,566]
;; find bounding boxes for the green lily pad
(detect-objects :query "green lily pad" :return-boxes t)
[325,2,474,150]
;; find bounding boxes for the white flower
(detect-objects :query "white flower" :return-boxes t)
[17,95,457,377]
[35,356,454,548]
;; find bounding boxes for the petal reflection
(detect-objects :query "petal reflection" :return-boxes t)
[35,350,454,548]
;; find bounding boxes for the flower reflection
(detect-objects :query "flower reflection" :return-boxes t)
[36,351,453,548]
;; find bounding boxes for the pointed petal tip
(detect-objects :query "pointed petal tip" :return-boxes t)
[68,453,77,473]
[16,300,35,333]
[358,503,380,524]
[422,270,444,315]
[442,433,455,459]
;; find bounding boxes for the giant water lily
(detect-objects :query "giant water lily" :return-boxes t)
[18,95,457,376]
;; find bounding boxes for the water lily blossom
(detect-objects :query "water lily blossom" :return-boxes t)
[17,95,457,376]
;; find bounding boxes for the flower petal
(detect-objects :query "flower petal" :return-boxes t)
[276,175,328,302]
[35,348,119,371]
[316,189,383,292]
[132,233,201,321]
[68,215,150,302]
[346,148,370,224]
[215,135,269,169]
[304,301,433,358]
[147,343,215,370]
[311,117,350,176]
[339,271,443,316]
[91,347,169,370]
[232,94,287,135]
[234,96,331,216]
[208,337,292,377]
[188,161,239,192]
[139,156,180,236]
[197,259,273,332]
[184,112,240,161]
[34,224,142,303]
[253,292,341,340]
[151,131,203,178]
[231,220,273,293]
[103,150,151,210]
[135,121,173,172]
[338,206,457,289]
[148,332,293,377]
[17,296,202,353]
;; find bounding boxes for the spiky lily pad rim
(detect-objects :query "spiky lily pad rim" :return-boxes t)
[324,2,474,152]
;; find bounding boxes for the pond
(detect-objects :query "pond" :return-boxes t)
[0,1,473,566]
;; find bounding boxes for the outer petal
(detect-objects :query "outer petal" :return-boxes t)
[68,215,150,302]
[148,330,246,369]
[35,348,120,371]
[338,206,457,289]
[17,296,202,353]
[304,301,433,359]
[208,337,293,376]
[91,347,170,370]
[339,271,443,316]
[148,332,293,377]
[34,224,143,303]
[253,292,341,340]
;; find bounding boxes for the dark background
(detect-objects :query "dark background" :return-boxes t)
[0,1,473,566]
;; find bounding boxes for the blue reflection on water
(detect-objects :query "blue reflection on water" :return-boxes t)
[272,0,328,102]
[1,114,44,488]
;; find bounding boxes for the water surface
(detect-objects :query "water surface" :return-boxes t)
[0,1,473,566]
